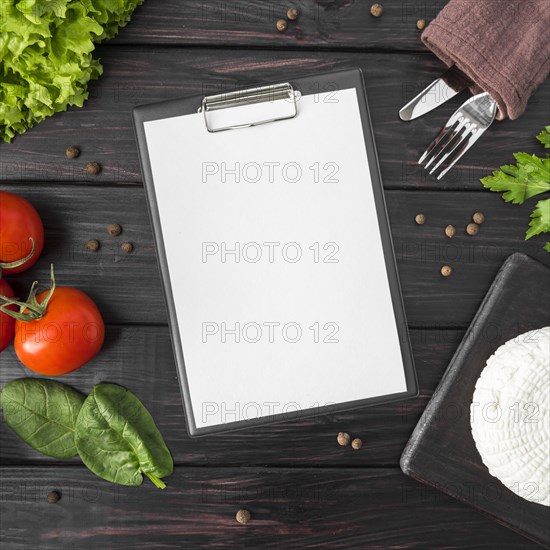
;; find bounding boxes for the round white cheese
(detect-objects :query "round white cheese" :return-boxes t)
[470,326,550,507]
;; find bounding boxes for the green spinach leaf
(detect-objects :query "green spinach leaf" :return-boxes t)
[1,378,85,458]
[75,383,173,489]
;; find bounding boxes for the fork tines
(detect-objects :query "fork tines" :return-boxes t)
[418,92,497,180]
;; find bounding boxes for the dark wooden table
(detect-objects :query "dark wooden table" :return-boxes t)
[1,2,549,548]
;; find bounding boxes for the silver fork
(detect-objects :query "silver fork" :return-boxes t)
[418,92,497,180]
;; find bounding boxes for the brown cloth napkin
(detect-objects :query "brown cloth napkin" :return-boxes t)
[422,0,550,120]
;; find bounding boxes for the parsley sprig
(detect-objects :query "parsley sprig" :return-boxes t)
[481,126,550,252]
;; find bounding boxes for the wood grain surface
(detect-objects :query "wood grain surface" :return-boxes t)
[113,0,441,50]
[0,467,541,549]
[1,185,548,327]
[0,49,547,189]
[0,327,461,466]
[1,0,548,548]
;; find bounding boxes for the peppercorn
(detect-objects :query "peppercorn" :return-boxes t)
[441,265,452,277]
[236,509,251,524]
[86,161,101,176]
[276,19,287,31]
[466,223,479,236]
[415,213,426,225]
[370,3,383,17]
[85,239,100,252]
[351,438,363,450]
[107,223,122,237]
[121,242,134,254]
[417,19,426,30]
[287,7,299,20]
[444,225,456,238]
[47,491,61,504]
[472,212,485,225]
[337,432,351,446]
[65,145,80,159]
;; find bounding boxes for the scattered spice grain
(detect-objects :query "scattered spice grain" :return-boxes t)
[441,265,452,277]
[85,239,100,252]
[417,19,426,30]
[415,213,426,225]
[236,509,251,524]
[370,3,383,17]
[47,491,61,504]
[287,7,299,20]
[65,145,80,159]
[337,432,351,446]
[351,438,363,450]
[121,242,134,254]
[466,223,479,236]
[472,212,485,225]
[276,19,287,31]
[107,223,122,237]
[445,225,456,238]
[86,161,101,176]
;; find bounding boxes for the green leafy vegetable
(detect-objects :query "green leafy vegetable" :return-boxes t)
[480,126,550,252]
[537,126,550,149]
[75,383,173,488]
[526,199,550,240]
[0,0,143,142]
[0,378,85,458]
[481,153,550,204]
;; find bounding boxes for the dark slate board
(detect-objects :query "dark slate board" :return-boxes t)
[401,253,550,548]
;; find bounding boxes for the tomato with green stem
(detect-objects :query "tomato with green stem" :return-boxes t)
[0,190,44,275]
[0,266,105,375]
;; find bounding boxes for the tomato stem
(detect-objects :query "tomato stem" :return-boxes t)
[144,471,166,490]
[0,264,56,322]
[0,237,36,270]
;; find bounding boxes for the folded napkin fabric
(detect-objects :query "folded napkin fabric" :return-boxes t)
[422,0,550,119]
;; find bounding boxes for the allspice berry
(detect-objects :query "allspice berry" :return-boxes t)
[472,212,485,225]
[121,242,134,254]
[287,7,299,20]
[107,223,122,237]
[370,3,383,17]
[351,438,363,450]
[415,213,426,225]
[441,265,452,277]
[337,432,351,446]
[85,239,100,252]
[466,223,479,236]
[236,509,251,525]
[86,161,101,176]
[416,19,426,30]
[47,491,61,504]
[444,225,456,238]
[276,19,287,31]
[65,145,80,159]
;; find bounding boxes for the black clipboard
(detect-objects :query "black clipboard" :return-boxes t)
[133,68,418,437]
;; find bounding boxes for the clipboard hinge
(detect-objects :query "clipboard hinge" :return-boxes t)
[199,83,298,133]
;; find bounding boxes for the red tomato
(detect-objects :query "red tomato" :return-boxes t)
[15,287,105,376]
[0,191,44,274]
[0,278,16,352]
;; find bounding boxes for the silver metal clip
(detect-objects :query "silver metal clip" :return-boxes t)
[200,83,297,133]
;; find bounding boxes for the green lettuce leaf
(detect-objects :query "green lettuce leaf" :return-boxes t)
[480,152,550,204]
[0,0,143,142]
[537,126,550,149]
[526,199,550,241]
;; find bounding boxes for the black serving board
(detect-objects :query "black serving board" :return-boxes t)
[401,253,550,548]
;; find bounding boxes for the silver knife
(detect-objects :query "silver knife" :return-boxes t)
[399,66,472,121]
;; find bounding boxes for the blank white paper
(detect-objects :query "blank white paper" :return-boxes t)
[144,88,407,429]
